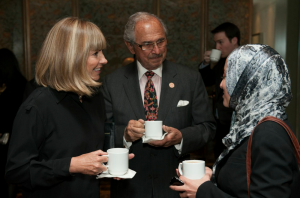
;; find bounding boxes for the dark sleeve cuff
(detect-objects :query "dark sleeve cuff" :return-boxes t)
[196,181,216,198]
[199,61,210,70]
[53,157,73,177]
[197,181,234,198]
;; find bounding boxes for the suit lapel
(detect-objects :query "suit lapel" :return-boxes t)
[123,62,145,119]
[158,60,179,121]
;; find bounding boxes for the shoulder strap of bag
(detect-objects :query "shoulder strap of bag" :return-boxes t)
[246,116,300,198]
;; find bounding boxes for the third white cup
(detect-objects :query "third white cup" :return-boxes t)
[178,160,205,180]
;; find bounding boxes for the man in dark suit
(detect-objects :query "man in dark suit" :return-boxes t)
[198,22,240,159]
[101,12,216,198]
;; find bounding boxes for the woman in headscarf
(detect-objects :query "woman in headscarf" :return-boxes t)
[170,44,299,197]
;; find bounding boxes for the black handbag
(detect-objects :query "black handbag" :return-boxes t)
[246,116,300,198]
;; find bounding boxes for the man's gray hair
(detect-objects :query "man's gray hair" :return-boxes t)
[123,12,168,44]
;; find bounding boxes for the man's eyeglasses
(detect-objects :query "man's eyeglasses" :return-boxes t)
[134,39,167,51]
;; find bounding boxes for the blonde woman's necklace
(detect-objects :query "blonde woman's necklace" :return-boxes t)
[79,95,83,103]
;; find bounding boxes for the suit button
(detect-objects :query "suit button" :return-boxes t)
[148,175,152,179]
[150,153,155,157]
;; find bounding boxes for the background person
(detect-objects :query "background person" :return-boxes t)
[198,22,240,159]
[101,12,216,198]
[5,17,126,198]
[170,44,298,198]
[0,48,27,198]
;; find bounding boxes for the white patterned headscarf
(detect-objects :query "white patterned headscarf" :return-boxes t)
[211,44,292,185]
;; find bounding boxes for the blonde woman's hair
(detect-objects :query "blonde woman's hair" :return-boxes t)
[35,17,106,96]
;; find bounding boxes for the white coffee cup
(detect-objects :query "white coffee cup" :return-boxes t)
[210,49,221,62]
[178,160,205,180]
[145,120,163,138]
[104,148,129,176]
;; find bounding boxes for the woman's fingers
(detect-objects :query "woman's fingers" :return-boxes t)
[129,153,135,160]
[72,150,134,176]
[169,185,188,198]
[205,166,213,178]
[94,149,108,156]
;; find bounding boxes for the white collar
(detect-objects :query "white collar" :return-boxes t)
[137,60,163,80]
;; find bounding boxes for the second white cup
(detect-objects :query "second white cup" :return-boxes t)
[210,49,221,62]
[104,148,129,176]
[178,160,205,180]
[145,120,163,138]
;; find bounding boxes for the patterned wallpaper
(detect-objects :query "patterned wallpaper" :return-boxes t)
[160,0,202,71]
[0,0,251,79]
[0,0,23,74]
[208,0,251,50]
[79,0,153,79]
[29,0,73,78]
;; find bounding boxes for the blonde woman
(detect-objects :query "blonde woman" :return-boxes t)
[5,17,133,198]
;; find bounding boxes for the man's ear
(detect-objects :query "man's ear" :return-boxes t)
[124,41,135,54]
[231,37,238,46]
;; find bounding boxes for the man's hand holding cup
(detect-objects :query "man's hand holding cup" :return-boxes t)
[203,50,211,65]
[124,119,145,142]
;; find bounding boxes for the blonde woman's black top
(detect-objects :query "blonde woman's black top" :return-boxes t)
[5,87,105,198]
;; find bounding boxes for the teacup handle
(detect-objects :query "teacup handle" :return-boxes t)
[178,162,183,175]
[102,154,109,173]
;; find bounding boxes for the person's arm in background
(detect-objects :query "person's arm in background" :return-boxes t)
[199,50,215,87]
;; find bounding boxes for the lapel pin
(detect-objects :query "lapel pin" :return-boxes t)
[169,82,175,88]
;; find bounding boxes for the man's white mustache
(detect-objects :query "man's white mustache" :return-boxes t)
[149,54,163,58]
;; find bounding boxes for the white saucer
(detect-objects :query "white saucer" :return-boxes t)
[142,133,168,143]
[96,169,136,179]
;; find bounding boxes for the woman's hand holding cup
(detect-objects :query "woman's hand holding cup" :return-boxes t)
[69,150,108,175]
[203,50,211,65]
[169,160,212,198]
